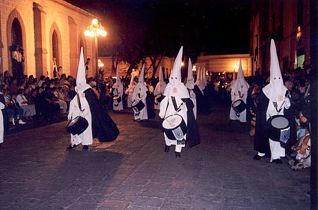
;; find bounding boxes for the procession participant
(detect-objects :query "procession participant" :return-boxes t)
[159,46,200,157]
[193,66,208,114]
[254,39,291,163]
[154,66,166,110]
[185,58,197,119]
[67,48,93,150]
[125,70,137,108]
[112,69,124,112]
[229,60,249,122]
[0,86,5,147]
[132,65,148,121]
[67,48,120,151]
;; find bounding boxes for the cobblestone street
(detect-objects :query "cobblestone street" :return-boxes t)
[0,106,310,210]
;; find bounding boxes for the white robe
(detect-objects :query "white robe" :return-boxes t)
[154,82,166,110]
[132,84,148,121]
[189,89,197,120]
[266,96,290,161]
[126,84,136,108]
[159,94,188,153]
[0,102,4,144]
[68,94,93,146]
[112,85,124,111]
[229,88,248,122]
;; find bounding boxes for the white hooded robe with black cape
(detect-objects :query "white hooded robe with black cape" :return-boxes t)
[159,47,200,152]
[254,40,294,160]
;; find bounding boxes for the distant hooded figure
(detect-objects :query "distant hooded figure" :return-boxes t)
[229,60,249,122]
[132,65,148,121]
[154,66,167,110]
[185,58,197,119]
[0,88,5,147]
[193,66,209,114]
[125,71,137,108]
[254,39,291,163]
[159,47,200,157]
[67,48,119,150]
[112,68,124,111]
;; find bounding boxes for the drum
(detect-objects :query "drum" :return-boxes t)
[67,116,89,135]
[132,100,145,113]
[113,95,121,106]
[232,99,246,113]
[162,114,187,140]
[268,115,290,143]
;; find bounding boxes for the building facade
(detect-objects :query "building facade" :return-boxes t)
[0,0,98,78]
[196,54,252,76]
[250,0,310,76]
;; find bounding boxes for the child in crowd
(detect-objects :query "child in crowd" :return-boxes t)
[288,109,311,170]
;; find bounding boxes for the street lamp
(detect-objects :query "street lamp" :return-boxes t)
[84,18,107,77]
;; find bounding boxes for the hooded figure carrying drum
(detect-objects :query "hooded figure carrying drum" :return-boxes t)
[67,48,119,150]
[229,60,249,123]
[159,47,200,157]
[67,48,93,150]
[253,40,293,163]
[132,65,148,121]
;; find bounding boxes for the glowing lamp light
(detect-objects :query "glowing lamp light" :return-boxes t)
[181,62,184,67]
[92,18,98,26]
[192,65,196,72]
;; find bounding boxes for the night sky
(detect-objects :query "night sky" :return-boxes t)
[66,0,251,58]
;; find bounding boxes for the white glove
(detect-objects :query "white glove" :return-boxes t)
[0,102,5,109]
[67,113,72,120]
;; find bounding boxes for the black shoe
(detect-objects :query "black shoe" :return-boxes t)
[164,145,170,152]
[175,152,181,158]
[82,145,89,150]
[253,154,263,160]
[66,144,76,150]
[272,159,283,164]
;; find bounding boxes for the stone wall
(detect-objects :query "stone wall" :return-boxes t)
[0,0,97,78]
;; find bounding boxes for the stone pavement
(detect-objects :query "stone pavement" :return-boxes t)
[0,106,310,210]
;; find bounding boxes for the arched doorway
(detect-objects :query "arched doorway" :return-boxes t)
[49,23,62,78]
[10,18,24,79]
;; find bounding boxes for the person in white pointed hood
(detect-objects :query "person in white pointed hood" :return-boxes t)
[193,66,209,114]
[254,39,291,163]
[67,49,119,150]
[132,65,148,121]
[185,58,197,119]
[125,70,137,108]
[229,60,249,122]
[0,86,5,147]
[112,68,124,112]
[67,48,93,150]
[159,47,200,157]
[154,66,167,110]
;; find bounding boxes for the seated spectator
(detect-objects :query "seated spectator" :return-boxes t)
[16,88,36,120]
[52,87,67,114]
[5,93,26,125]
[288,109,311,170]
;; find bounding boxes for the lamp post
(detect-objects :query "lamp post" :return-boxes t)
[84,18,107,77]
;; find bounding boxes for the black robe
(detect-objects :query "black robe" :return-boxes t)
[84,88,119,142]
[193,85,209,114]
[254,91,296,155]
[182,98,200,147]
[146,91,155,119]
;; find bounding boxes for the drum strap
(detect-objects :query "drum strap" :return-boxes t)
[77,94,84,112]
[171,96,182,112]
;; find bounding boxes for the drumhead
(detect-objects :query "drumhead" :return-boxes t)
[232,100,242,107]
[162,115,183,129]
[271,116,289,129]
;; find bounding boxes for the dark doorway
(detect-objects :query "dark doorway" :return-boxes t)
[10,18,24,79]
